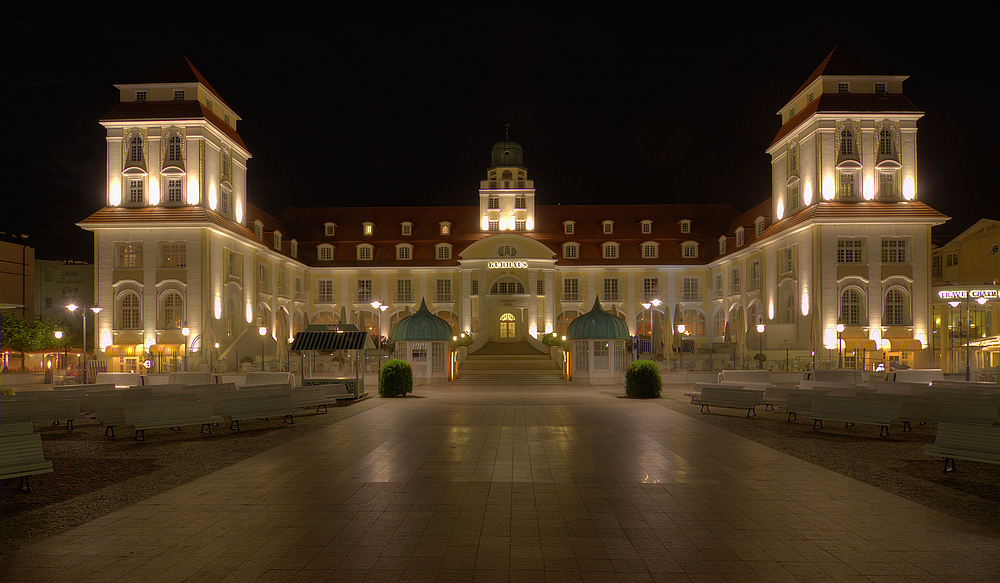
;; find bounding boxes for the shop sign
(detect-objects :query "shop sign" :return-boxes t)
[937,289,998,300]
[488,261,527,269]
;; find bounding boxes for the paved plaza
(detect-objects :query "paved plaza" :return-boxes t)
[1,383,997,582]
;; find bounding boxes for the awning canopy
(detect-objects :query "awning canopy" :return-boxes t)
[104,343,144,357]
[883,339,923,351]
[841,339,878,352]
[149,344,182,355]
[289,330,375,351]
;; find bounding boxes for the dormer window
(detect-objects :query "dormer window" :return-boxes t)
[679,220,691,234]
[273,231,282,250]
[362,222,374,236]
[736,228,745,247]
[324,222,336,236]
[640,220,652,234]
[357,244,373,261]
[755,218,766,238]
[719,236,727,255]
[290,240,298,258]
[439,222,451,235]
[602,221,614,234]
[436,243,452,260]
[838,82,850,93]
[396,244,413,260]
[875,82,886,93]
[173,89,185,101]
[318,244,333,261]
[135,90,146,102]
[642,242,658,259]
[682,241,698,258]
[563,221,575,235]
[253,222,263,242]
[602,242,619,259]
[401,222,412,236]
[562,243,579,259]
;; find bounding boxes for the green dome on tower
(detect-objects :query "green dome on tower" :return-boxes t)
[389,298,453,342]
[488,140,525,170]
[567,299,630,340]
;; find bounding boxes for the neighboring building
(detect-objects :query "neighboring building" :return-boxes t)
[79,50,949,374]
[930,219,999,378]
[0,232,35,319]
[35,260,94,325]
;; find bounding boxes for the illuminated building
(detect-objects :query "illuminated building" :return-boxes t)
[79,50,949,373]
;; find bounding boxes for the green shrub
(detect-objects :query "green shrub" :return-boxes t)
[239,356,255,364]
[625,360,661,398]
[379,359,413,397]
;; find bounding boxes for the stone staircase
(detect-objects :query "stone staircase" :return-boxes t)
[455,341,565,384]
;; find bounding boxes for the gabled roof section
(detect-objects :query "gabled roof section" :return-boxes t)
[124,55,231,108]
[791,47,899,102]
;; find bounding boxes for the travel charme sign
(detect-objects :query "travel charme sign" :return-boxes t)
[488,261,528,269]
[937,289,998,300]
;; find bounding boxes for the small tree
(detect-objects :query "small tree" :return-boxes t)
[625,360,661,398]
[379,358,413,397]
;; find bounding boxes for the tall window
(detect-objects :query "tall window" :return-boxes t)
[882,239,907,263]
[471,280,479,295]
[680,220,691,233]
[119,244,142,268]
[488,196,499,209]
[163,292,183,329]
[788,183,799,211]
[166,179,182,203]
[682,310,706,336]
[317,280,334,303]
[536,279,544,296]
[730,268,740,293]
[879,127,893,156]
[603,278,619,301]
[878,172,896,198]
[641,221,652,234]
[885,289,905,325]
[362,222,374,236]
[436,279,453,302]
[839,128,854,155]
[602,221,614,234]
[737,229,744,246]
[840,172,856,198]
[837,239,863,263]
[220,189,230,215]
[682,277,700,300]
[564,222,575,234]
[128,135,143,164]
[749,261,761,290]
[396,279,412,303]
[161,243,186,267]
[120,293,140,329]
[841,289,862,325]
[642,278,658,301]
[129,179,144,203]
[401,222,412,236]
[782,293,795,324]
[166,135,182,162]
[514,196,525,209]
[782,248,793,273]
[563,278,580,301]
[357,279,373,303]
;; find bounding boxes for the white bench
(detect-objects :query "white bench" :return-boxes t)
[803,395,900,436]
[244,371,295,386]
[217,394,303,430]
[167,371,215,385]
[923,423,1000,472]
[0,422,53,492]
[897,401,998,431]
[95,372,143,388]
[890,369,944,383]
[775,389,830,421]
[0,398,85,429]
[691,386,764,417]
[123,400,225,441]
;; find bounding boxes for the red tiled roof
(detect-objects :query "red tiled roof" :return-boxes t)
[124,55,231,109]
[101,101,248,152]
[759,200,948,240]
[790,48,897,103]
[77,206,257,242]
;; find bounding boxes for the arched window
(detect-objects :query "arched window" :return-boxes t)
[128,135,143,164]
[681,310,706,336]
[163,292,183,329]
[167,135,182,162]
[839,128,854,156]
[879,127,893,156]
[556,311,581,336]
[884,288,908,326]
[119,292,141,329]
[840,288,863,325]
[490,280,525,295]
[227,297,237,337]
[781,292,795,324]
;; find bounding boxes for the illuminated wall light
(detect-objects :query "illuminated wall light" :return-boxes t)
[822,175,835,200]
[498,216,508,231]
[214,297,222,319]
[529,325,538,338]
[775,199,784,220]
[870,329,882,347]
[902,177,915,200]
[110,181,122,206]
[100,331,112,351]
[823,328,837,349]
[801,293,809,316]
[145,338,155,350]
[913,333,925,349]
[245,303,253,323]
[526,217,534,231]
[803,182,813,206]
[187,179,200,205]
[149,180,161,205]
[208,187,217,210]
[767,301,774,321]
[546,324,553,334]
[509,215,516,229]
[481,216,489,231]
[235,200,243,222]
[862,176,874,200]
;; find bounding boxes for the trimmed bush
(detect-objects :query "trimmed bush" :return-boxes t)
[625,360,661,398]
[379,359,413,397]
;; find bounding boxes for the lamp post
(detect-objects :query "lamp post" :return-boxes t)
[835,323,845,369]
[213,342,219,373]
[370,299,389,388]
[67,303,102,384]
[677,324,686,370]
[182,326,190,372]
[258,325,267,369]
[639,298,661,357]
[756,323,766,369]
[54,330,64,373]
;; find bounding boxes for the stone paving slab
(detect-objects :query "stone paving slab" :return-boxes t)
[1,383,996,582]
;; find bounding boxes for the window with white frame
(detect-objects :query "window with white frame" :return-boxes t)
[436,244,452,260]
[642,278,659,301]
[174,89,185,100]
[166,178,183,203]
[135,90,146,102]
[563,278,580,301]
[227,250,240,277]
[128,179,144,204]
[439,222,451,235]
[782,293,795,323]
[119,243,142,268]
[782,248,793,273]
[682,277,700,300]
[488,220,499,232]
[563,243,579,259]
[274,232,282,250]
[641,220,652,234]
[878,172,896,198]
[536,279,544,296]
[840,288,863,325]
[603,278,619,301]
[219,188,230,215]
[719,237,726,255]
[749,260,760,290]
[127,134,144,166]
[642,242,657,259]
[682,309,706,336]
[839,171,857,198]
[563,221,575,234]
[884,288,907,325]
[736,228,744,246]
[317,280,334,303]
[602,221,614,234]
[839,127,855,156]
[396,279,413,303]
[436,278,453,302]
[788,142,799,175]
[220,148,230,178]
[788,181,800,211]
[488,196,500,209]
[357,244,373,261]
[163,292,183,329]
[401,222,412,236]
[396,244,412,260]
[881,239,907,263]
[161,243,186,267]
[838,82,850,93]
[356,279,373,303]
[878,125,896,158]
[119,292,141,329]
[755,218,765,238]
[837,239,863,263]
[875,82,886,93]
[290,240,298,258]
[730,268,740,293]
[318,245,333,261]
[714,273,723,295]
[492,280,525,295]
[602,243,619,259]
[679,220,691,233]
[258,264,269,292]
[362,222,374,236]
[254,222,263,241]
[682,242,698,258]
[324,223,336,236]
[514,196,526,209]
[471,280,479,295]
[166,134,183,163]
[295,277,302,298]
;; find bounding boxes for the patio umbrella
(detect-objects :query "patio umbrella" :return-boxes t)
[810,304,821,370]
[735,308,747,368]
[339,306,347,325]
[672,304,683,354]
[723,319,732,368]
[661,309,673,357]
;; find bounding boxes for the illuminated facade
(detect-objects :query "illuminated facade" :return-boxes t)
[79,50,949,373]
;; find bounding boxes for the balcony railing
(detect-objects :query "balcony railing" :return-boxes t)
[681,292,701,301]
[747,278,760,291]
[711,288,723,299]
[436,294,453,303]
[563,293,580,302]
[316,293,334,303]
[396,294,413,303]
[729,284,741,294]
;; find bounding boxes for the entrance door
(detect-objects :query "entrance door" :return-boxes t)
[499,312,516,340]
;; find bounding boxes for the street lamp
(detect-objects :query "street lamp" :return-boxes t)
[639,298,661,356]
[370,299,389,388]
[67,303,102,384]
[835,323,845,369]
[258,325,267,369]
[182,326,191,371]
[677,324,686,370]
[54,330,64,372]
[756,323,766,369]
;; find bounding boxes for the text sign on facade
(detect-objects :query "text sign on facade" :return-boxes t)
[488,261,528,269]
[938,289,998,300]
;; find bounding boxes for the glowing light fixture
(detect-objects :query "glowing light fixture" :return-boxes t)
[236,200,244,222]
[481,216,489,231]
[187,178,199,205]
[803,182,813,206]
[526,217,534,231]
[246,303,253,323]
[499,216,508,231]
[214,297,222,319]
[208,187,217,210]
[110,181,122,206]
[902,177,915,200]
[149,180,161,205]
[775,199,784,220]
[822,175,835,200]
[863,176,874,200]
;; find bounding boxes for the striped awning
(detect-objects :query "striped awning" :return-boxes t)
[103,343,144,357]
[841,339,878,352]
[149,344,182,355]
[289,330,375,351]
[883,339,923,351]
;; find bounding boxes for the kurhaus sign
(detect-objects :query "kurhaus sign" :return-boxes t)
[937,289,998,300]
[488,261,528,269]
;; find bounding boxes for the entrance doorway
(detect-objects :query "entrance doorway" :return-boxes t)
[499,312,516,340]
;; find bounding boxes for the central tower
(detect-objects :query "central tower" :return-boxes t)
[478,140,536,233]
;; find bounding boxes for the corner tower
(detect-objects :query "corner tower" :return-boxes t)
[478,140,536,233]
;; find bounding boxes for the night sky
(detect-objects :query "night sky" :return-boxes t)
[7,9,995,262]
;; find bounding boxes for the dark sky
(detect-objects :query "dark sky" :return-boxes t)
[7,9,995,261]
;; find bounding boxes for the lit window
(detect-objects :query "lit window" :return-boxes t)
[162,293,183,329]
[879,172,896,198]
[362,222,374,236]
[119,244,142,268]
[839,172,857,198]
[161,243,186,267]
[440,222,451,235]
[119,292,140,329]
[318,245,333,261]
